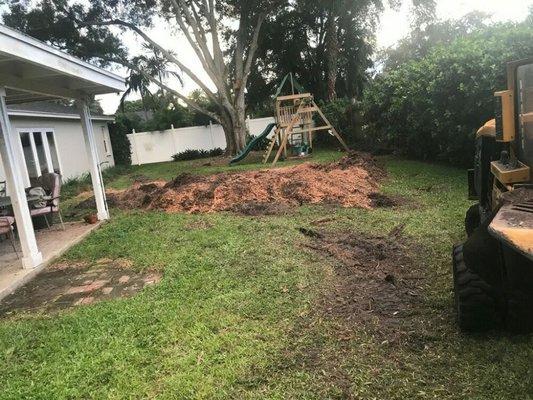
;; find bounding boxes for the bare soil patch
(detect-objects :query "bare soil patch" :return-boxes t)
[299,225,425,343]
[369,192,411,208]
[258,226,429,398]
[0,260,161,317]
[107,152,384,215]
[65,190,120,219]
[230,202,293,216]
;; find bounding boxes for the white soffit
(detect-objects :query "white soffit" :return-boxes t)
[0,24,126,104]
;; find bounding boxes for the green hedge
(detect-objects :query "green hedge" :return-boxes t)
[171,148,224,161]
[108,119,132,166]
[362,22,533,166]
[313,98,362,149]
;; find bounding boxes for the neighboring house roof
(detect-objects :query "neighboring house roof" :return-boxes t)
[7,101,115,121]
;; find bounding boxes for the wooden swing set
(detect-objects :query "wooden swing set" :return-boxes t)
[263,73,349,165]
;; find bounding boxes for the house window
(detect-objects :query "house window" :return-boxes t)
[101,126,111,156]
[18,129,61,181]
[33,131,49,174]
[45,131,61,174]
[19,131,40,179]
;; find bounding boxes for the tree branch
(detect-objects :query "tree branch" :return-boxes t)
[168,0,227,95]
[78,18,220,105]
[241,12,267,88]
[174,0,219,79]
[204,0,225,77]
[98,55,221,123]
[137,68,221,123]
[190,2,209,47]
[234,26,245,84]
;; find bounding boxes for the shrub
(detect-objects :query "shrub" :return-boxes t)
[172,148,224,161]
[143,105,193,131]
[62,165,132,200]
[313,98,362,149]
[62,174,92,200]
[362,21,533,166]
[108,119,132,165]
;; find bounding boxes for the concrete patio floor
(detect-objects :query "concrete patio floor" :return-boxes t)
[0,221,102,301]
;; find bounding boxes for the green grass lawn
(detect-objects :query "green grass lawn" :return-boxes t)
[1,152,532,399]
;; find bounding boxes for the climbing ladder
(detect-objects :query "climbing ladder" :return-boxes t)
[263,92,349,165]
[262,129,280,164]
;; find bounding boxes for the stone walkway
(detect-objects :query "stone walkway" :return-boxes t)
[0,221,102,301]
[0,260,161,317]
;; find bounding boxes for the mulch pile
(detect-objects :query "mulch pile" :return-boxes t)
[111,152,386,214]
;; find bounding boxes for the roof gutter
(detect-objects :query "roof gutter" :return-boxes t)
[7,110,115,122]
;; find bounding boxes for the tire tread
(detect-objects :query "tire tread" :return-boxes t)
[453,245,503,331]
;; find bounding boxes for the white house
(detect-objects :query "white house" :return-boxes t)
[1,101,115,187]
[0,23,126,271]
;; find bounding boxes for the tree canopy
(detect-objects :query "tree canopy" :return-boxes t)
[246,0,436,111]
[362,16,533,166]
[0,0,287,154]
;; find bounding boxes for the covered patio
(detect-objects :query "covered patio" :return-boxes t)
[0,24,125,298]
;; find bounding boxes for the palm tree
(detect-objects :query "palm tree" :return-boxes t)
[120,50,183,120]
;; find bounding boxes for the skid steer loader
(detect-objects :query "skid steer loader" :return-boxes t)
[453,58,533,332]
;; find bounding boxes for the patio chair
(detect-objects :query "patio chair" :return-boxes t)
[0,181,7,216]
[30,173,65,230]
[0,216,18,258]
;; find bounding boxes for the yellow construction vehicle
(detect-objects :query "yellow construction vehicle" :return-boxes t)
[453,59,533,332]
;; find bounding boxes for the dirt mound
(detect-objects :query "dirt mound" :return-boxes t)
[113,152,384,214]
[300,225,425,342]
[230,202,292,216]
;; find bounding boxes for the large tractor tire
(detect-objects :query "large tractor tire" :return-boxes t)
[453,245,503,331]
[464,204,481,237]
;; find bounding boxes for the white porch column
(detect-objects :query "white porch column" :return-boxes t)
[0,88,43,268]
[76,99,109,221]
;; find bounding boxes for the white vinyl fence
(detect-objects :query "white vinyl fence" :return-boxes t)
[128,116,275,165]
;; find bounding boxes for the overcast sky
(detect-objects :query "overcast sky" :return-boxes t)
[97,0,533,114]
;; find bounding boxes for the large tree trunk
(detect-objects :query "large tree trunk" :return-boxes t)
[233,96,248,152]
[221,116,237,156]
[325,10,339,101]
[220,107,247,156]
[233,119,247,152]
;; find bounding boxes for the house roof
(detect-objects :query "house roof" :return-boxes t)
[7,101,114,121]
[0,24,126,104]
